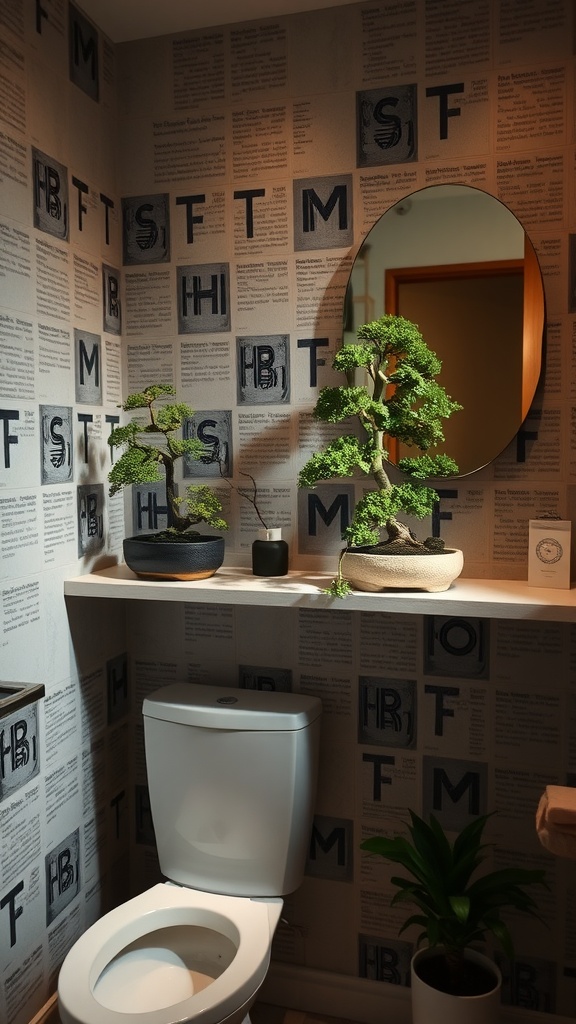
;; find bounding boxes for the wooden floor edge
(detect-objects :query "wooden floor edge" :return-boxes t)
[28,993,59,1024]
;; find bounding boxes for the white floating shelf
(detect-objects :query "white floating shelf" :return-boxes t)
[63,563,576,622]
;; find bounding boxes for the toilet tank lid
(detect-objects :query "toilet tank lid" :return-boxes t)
[143,682,322,731]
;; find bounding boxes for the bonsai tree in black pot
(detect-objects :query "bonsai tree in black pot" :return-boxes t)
[108,384,228,580]
[361,811,547,1023]
[297,314,463,596]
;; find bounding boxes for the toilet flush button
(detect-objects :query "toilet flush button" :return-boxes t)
[217,696,238,704]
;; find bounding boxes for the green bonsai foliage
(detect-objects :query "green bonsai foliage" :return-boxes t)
[361,811,547,996]
[297,314,462,595]
[108,384,228,537]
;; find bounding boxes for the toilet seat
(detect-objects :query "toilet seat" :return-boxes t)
[58,883,281,1024]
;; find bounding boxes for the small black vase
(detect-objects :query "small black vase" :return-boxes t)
[252,528,289,577]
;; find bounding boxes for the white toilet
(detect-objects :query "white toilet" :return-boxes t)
[58,682,322,1024]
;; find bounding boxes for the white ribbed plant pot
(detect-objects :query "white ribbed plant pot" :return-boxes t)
[341,547,463,593]
[411,947,502,1024]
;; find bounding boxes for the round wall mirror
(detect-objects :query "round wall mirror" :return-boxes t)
[344,184,545,477]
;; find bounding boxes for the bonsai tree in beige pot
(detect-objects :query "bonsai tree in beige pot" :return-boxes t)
[297,314,463,596]
[361,811,547,1024]
[108,384,228,580]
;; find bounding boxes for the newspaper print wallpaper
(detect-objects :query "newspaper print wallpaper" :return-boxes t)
[0,0,575,1021]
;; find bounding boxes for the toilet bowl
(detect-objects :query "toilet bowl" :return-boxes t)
[58,882,283,1024]
[58,684,321,1024]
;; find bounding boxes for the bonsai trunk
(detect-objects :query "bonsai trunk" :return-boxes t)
[382,516,421,548]
[371,438,421,550]
[162,455,189,533]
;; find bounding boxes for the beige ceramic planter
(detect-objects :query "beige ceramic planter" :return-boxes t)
[341,547,463,593]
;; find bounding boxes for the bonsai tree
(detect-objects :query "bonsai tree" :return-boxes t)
[361,811,547,997]
[108,384,228,538]
[298,314,462,595]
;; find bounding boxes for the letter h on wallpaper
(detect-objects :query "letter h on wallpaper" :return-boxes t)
[132,481,170,534]
[178,263,230,333]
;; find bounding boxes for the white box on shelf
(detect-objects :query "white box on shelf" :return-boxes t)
[528,519,572,589]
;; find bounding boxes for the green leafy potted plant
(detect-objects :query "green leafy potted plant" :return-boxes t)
[297,314,463,596]
[361,811,547,1024]
[108,384,228,580]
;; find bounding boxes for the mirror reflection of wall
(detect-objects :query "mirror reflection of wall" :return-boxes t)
[388,262,524,476]
[344,185,544,477]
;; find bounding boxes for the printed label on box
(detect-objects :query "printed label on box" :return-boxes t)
[528,519,571,589]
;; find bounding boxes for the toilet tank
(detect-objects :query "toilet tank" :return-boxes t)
[142,682,322,897]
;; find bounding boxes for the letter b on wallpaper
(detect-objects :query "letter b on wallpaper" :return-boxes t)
[32,148,69,241]
[45,829,80,925]
[0,704,41,801]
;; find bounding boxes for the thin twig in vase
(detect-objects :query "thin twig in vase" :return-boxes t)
[219,465,268,530]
